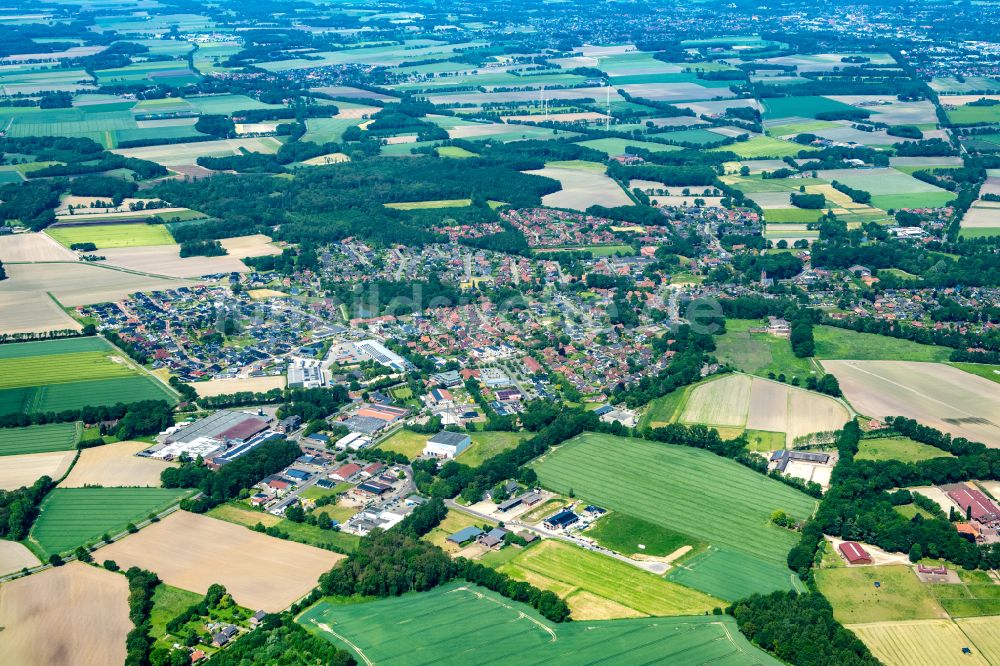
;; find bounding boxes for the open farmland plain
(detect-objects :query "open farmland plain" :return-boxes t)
[496,540,721,618]
[0,562,130,666]
[97,244,250,277]
[525,161,633,211]
[98,511,344,612]
[0,540,40,576]
[823,360,1000,447]
[532,433,816,600]
[0,232,77,262]
[29,487,189,556]
[848,619,992,666]
[0,338,177,416]
[299,581,782,665]
[188,375,286,397]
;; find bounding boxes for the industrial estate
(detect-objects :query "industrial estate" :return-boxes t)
[1,0,1000,665]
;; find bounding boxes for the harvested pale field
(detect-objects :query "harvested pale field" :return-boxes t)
[98,511,343,612]
[680,374,751,427]
[189,375,286,397]
[787,389,852,442]
[823,360,1000,447]
[61,441,175,488]
[961,201,1000,229]
[0,540,39,576]
[0,232,76,262]
[334,106,379,119]
[0,262,194,310]
[848,620,990,666]
[954,616,1000,664]
[0,289,80,334]
[649,195,724,207]
[218,234,281,258]
[525,164,634,211]
[502,111,608,123]
[567,590,645,620]
[98,245,249,277]
[744,378,789,434]
[0,450,75,490]
[0,562,130,666]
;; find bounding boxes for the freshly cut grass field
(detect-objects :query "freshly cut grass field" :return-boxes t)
[460,430,531,466]
[46,223,174,249]
[816,565,947,624]
[532,433,816,600]
[497,540,721,618]
[586,512,703,557]
[30,487,189,556]
[955,616,1000,663]
[857,437,954,464]
[0,422,79,456]
[299,582,782,665]
[384,198,472,210]
[849,619,991,666]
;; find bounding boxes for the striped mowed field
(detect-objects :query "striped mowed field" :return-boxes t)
[532,432,816,601]
[299,581,783,665]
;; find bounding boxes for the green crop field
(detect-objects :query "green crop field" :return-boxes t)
[716,136,812,158]
[384,199,472,210]
[30,487,189,556]
[814,326,951,362]
[0,422,80,456]
[532,433,817,600]
[46,223,175,249]
[0,337,112,359]
[0,376,177,416]
[638,385,691,428]
[763,208,824,223]
[857,437,954,464]
[299,582,782,665]
[436,145,478,158]
[575,137,682,155]
[947,104,1000,125]
[497,539,721,616]
[950,362,1000,384]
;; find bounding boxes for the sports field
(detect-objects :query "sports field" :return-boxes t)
[299,582,782,665]
[0,422,79,456]
[497,540,720,618]
[29,487,189,556]
[46,223,175,249]
[856,437,954,464]
[532,433,816,600]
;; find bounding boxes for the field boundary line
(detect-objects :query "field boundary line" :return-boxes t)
[310,619,374,665]
[451,585,557,641]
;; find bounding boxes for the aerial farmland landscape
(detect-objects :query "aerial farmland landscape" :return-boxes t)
[3,1,1000,665]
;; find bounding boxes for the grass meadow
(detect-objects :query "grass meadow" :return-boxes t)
[856,437,954,464]
[47,223,175,249]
